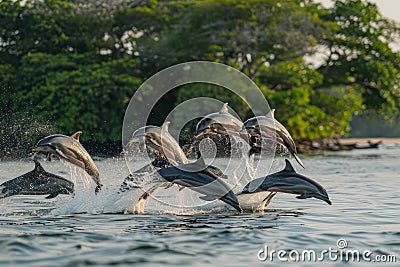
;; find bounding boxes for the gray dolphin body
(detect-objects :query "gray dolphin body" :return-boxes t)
[121,122,188,213]
[0,160,74,199]
[128,122,188,167]
[157,157,242,213]
[238,159,331,206]
[32,131,102,193]
[121,122,188,193]
[195,103,243,139]
[243,109,304,168]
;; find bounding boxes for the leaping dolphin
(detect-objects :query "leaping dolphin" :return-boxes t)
[195,103,243,139]
[32,131,102,193]
[122,122,188,192]
[0,160,74,199]
[238,159,331,209]
[127,121,188,167]
[122,123,229,213]
[242,109,304,168]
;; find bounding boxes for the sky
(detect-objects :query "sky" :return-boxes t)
[315,0,400,22]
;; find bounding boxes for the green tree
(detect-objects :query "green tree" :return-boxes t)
[317,0,400,119]
[1,0,400,147]
[14,53,141,141]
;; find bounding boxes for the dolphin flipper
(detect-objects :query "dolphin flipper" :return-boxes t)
[296,194,309,199]
[45,192,60,199]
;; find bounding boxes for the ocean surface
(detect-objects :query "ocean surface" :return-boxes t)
[0,145,399,266]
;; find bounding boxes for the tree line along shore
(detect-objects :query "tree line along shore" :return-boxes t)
[1,0,399,157]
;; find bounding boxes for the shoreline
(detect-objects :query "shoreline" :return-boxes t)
[1,137,399,160]
[338,137,400,145]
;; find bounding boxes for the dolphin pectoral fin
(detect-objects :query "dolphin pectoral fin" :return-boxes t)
[56,148,85,169]
[46,192,59,199]
[296,194,309,199]
[67,156,85,169]
[54,148,68,160]
[199,195,218,201]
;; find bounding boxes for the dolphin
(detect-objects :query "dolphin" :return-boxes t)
[125,123,228,181]
[128,121,188,167]
[0,160,74,199]
[122,124,229,213]
[120,122,188,213]
[195,103,243,139]
[156,156,242,213]
[122,122,188,191]
[238,159,331,207]
[32,131,102,193]
[243,109,304,168]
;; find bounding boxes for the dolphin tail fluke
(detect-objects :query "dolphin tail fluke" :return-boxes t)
[126,183,165,214]
[221,193,242,213]
[255,192,277,212]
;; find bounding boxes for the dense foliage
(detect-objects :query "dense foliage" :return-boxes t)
[1,0,399,146]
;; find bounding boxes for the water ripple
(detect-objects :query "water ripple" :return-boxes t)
[0,147,399,266]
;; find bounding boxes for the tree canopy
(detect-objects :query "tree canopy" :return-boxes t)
[0,0,399,148]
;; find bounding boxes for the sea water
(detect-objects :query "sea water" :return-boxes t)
[0,145,399,266]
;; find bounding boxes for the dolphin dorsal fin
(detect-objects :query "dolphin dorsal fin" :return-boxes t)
[161,121,170,132]
[33,160,45,173]
[71,131,82,142]
[266,109,276,118]
[220,103,229,113]
[283,159,296,172]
